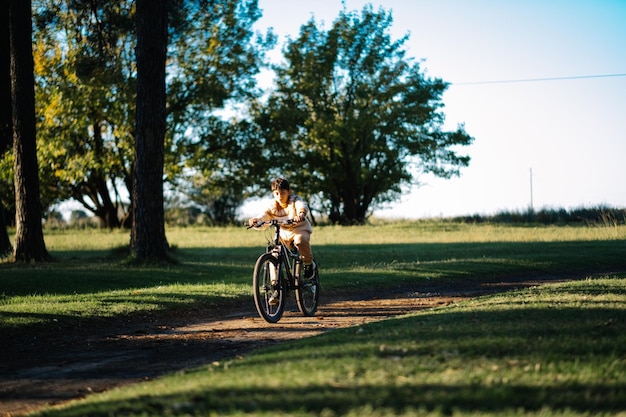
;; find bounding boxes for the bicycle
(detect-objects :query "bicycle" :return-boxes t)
[247,219,320,323]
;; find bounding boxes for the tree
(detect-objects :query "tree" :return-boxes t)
[0,0,13,256]
[9,0,50,261]
[164,0,275,222]
[130,0,168,261]
[178,117,265,225]
[28,0,273,228]
[255,6,474,224]
[33,0,137,228]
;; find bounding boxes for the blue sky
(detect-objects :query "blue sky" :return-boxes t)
[248,0,626,218]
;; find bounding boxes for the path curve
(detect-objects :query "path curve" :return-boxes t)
[0,278,555,416]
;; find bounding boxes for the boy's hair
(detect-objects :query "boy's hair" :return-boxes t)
[271,178,290,191]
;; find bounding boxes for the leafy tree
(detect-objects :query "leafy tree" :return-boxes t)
[130,0,168,261]
[9,0,50,262]
[178,117,265,224]
[32,0,137,228]
[255,6,474,224]
[27,0,272,228]
[167,0,274,222]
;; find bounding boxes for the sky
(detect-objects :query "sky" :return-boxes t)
[244,0,626,219]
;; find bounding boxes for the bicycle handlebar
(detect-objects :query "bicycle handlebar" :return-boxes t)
[246,219,297,229]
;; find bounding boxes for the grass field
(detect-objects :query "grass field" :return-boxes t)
[33,275,626,417]
[2,221,626,416]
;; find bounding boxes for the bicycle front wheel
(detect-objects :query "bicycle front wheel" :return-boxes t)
[253,253,286,323]
[295,263,319,316]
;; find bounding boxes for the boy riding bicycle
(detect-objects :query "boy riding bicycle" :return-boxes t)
[248,178,316,279]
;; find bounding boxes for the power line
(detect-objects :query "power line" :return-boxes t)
[451,73,626,86]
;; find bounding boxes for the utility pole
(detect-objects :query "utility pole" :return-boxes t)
[529,168,534,212]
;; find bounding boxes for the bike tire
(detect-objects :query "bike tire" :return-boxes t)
[295,262,320,316]
[253,253,286,323]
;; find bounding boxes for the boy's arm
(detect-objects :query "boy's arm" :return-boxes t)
[293,197,309,223]
[249,205,274,226]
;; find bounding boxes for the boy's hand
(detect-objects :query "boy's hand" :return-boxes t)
[293,214,305,223]
[248,218,258,227]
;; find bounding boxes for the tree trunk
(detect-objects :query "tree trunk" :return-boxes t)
[0,0,9,155]
[9,0,50,262]
[130,0,169,261]
[1,0,12,257]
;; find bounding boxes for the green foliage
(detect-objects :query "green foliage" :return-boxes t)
[22,0,274,228]
[167,0,276,213]
[176,118,267,225]
[255,5,473,224]
[32,0,138,227]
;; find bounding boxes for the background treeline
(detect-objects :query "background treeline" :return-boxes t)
[1,0,474,231]
[454,205,626,226]
[39,204,626,229]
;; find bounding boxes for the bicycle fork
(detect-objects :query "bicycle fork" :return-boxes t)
[268,245,302,291]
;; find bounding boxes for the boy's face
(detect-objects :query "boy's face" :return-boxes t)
[273,188,290,206]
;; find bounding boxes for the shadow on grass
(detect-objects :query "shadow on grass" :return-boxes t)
[0,246,258,296]
[36,382,626,416]
[33,300,626,416]
[2,239,626,297]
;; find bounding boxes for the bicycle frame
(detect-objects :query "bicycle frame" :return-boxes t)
[248,218,319,323]
[265,220,301,288]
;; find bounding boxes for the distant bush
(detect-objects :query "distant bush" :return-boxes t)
[454,205,626,226]
[44,210,101,230]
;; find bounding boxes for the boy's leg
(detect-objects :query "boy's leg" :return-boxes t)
[293,231,312,263]
[294,231,316,278]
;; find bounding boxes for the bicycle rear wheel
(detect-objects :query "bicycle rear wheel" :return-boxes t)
[295,263,319,316]
[253,253,286,323]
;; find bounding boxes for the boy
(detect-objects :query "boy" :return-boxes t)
[248,178,316,279]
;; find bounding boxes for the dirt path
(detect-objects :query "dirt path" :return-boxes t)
[0,278,555,416]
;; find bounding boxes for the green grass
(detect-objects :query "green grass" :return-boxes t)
[2,222,626,416]
[1,222,626,328]
[33,275,626,417]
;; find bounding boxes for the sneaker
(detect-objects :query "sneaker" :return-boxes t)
[268,290,279,306]
[303,262,316,279]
